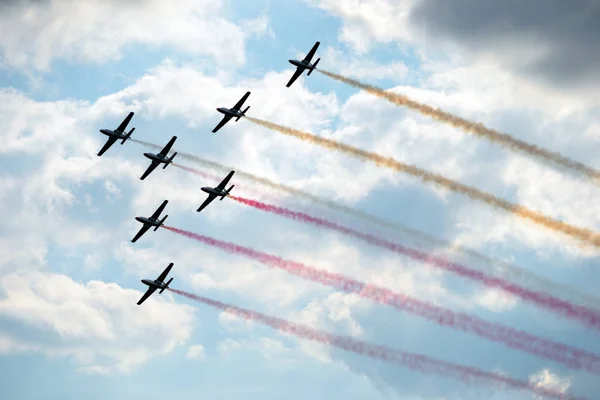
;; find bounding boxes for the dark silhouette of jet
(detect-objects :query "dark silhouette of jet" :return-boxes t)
[98,112,135,156]
[197,171,235,212]
[140,136,177,180]
[131,200,168,243]
[212,92,251,133]
[137,262,174,305]
[286,41,320,87]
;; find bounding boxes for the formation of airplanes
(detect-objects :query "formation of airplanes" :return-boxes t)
[96,41,321,305]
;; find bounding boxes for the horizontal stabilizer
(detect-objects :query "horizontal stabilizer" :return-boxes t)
[236,106,250,121]
[221,184,234,200]
[159,277,173,294]
[164,152,177,169]
[307,58,320,76]
[155,215,168,231]
[121,127,135,144]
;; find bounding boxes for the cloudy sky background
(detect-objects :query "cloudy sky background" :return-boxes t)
[1,0,599,399]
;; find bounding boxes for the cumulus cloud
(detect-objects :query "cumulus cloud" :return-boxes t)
[0,271,195,373]
[320,46,409,82]
[0,0,266,70]
[309,0,600,90]
[186,343,206,360]
[528,368,572,399]
[410,0,600,88]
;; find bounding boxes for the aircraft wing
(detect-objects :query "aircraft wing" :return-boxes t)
[97,136,118,156]
[216,170,235,190]
[232,91,251,110]
[159,136,177,157]
[140,161,160,180]
[197,194,217,212]
[136,286,157,305]
[286,67,305,87]
[131,224,151,243]
[303,41,320,63]
[151,200,168,219]
[212,115,233,133]
[117,112,134,133]
[157,262,174,282]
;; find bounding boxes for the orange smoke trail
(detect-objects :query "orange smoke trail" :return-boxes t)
[318,69,600,182]
[246,117,600,248]
[169,288,587,400]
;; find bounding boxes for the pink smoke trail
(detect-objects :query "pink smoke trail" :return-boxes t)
[163,226,600,376]
[229,195,600,331]
[169,288,586,400]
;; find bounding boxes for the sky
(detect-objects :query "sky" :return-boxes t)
[1,0,599,399]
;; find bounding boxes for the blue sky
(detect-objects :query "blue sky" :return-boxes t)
[1,0,599,399]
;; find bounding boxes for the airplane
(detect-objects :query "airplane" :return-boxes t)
[286,41,320,88]
[140,136,178,180]
[98,111,136,156]
[212,91,251,133]
[197,170,235,212]
[131,200,169,243]
[137,262,174,305]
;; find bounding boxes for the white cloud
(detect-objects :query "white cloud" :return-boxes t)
[321,46,409,82]
[186,344,206,360]
[0,0,263,70]
[0,271,196,374]
[305,0,417,53]
[528,369,572,400]
[216,336,297,364]
[473,288,518,312]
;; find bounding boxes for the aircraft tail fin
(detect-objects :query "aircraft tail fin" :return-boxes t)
[121,127,135,144]
[159,277,173,294]
[236,106,250,121]
[221,185,234,200]
[155,215,168,231]
[308,58,320,75]
[164,152,177,169]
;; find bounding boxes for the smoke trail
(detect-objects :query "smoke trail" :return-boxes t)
[162,225,600,376]
[229,195,600,330]
[169,288,585,400]
[246,117,600,248]
[318,69,600,183]
[129,138,600,311]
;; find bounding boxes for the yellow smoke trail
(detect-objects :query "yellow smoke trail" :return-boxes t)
[247,116,600,248]
[130,138,600,309]
[318,69,600,183]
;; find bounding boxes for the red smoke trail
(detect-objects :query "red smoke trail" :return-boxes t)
[229,196,600,331]
[169,288,586,400]
[163,225,600,376]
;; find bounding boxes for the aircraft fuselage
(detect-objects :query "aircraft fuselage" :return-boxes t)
[217,107,244,118]
[143,152,169,163]
[289,59,311,69]
[99,129,127,139]
[141,278,167,289]
[201,187,228,196]
[135,216,161,226]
